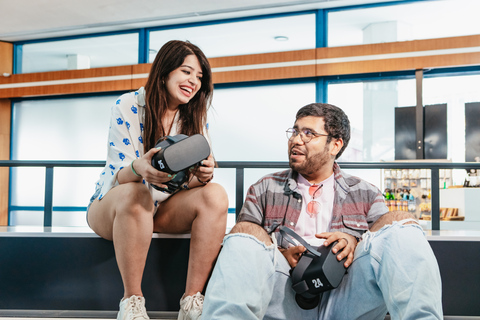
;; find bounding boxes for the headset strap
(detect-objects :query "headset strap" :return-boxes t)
[279,226,321,257]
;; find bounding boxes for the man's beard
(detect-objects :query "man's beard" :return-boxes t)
[289,144,332,177]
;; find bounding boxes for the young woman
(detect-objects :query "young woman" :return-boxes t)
[87,40,228,320]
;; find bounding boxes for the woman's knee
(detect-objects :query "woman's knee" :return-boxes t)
[198,182,229,214]
[115,183,155,216]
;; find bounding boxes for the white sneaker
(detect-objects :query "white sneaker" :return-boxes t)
[117,295,150,320]
[178,292,204,320]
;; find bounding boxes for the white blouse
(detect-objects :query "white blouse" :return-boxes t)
[92,87,205,210]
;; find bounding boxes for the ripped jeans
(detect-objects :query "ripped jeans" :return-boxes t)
[203,221,443,320]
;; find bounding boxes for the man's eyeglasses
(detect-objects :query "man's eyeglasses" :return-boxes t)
[286,128,330,143]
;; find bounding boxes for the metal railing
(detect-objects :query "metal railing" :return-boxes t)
[1,160,480,230]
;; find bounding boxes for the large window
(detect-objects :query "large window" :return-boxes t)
[10,94,118,226]
[328,78,416,162]
[18,33,139,73]
[328,0,480,47]
[149,13,316,61]
[209,81,316,226]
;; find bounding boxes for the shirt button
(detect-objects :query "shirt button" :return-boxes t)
[357,223,360,227]
[290,222,295,226]
[298,199,302,203]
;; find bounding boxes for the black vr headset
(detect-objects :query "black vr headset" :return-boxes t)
[151,134,210,193]
[279,226,348,310]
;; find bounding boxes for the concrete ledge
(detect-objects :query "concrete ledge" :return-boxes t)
[0,235,190,311]
[0,226,191,238]
[0,227,479,316]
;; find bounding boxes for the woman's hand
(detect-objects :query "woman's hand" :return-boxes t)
[315,232,358,268]
[130,147,174,189]
[279,245,306,268]
[192,154,215,184]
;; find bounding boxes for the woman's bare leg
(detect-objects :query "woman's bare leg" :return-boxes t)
[87,182,155,298]
[154,182,228,295]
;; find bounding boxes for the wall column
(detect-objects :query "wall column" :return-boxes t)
[362,21,411,161]
[0,41,13,226]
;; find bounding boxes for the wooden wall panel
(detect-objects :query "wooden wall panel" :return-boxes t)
[317,35,480,59]
[0,41,12,225]
[1,35,480,98]
[0,80,132,98]
[317,52,480,76]
[0,65,136,98]
[0,99,10,226]
[0,41,13,75]
[213,65,315,83]
[209,49,316,68]
[131,63,150,89]
[315,35,480,76]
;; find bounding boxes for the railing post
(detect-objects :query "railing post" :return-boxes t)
[44,166,54,227]
[235,168,244,220]
[431,168,440,231]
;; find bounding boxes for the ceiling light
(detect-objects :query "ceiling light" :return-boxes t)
[274,36,289,41]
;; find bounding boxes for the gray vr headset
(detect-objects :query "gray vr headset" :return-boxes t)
[151,134,210,193]
[279,226,348,310]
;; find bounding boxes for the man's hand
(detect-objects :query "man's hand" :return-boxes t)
[315,232,358,268]
[279,245,306,268]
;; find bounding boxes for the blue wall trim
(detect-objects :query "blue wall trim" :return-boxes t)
[316,78,326,103]
[13,44,22,74]
[315,9,327,48]
[138,28,148,64]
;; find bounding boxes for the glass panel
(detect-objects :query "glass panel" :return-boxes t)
[10,95,118,226]
[53,167,102,207]
[149,14,315,60]
[209,82,316,161]
[327,79,416,162]
[211,168,236,231]
[424,73,480,231]
[9,210,43,226]
[209,82,315,230]
[328,0,480,47]
[440,187,480,231]
[423,74,480,165]
[10,167,45,207]
[11,95,116,160]
[53,211,89,227]
[20,33,138,73]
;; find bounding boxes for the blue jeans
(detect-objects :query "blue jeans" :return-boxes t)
[203,221,443,319]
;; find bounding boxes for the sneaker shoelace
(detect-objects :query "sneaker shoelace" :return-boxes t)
[127,296,149,320]
[182,292,204,312]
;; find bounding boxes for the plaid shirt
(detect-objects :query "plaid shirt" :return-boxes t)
[237,163,388,244]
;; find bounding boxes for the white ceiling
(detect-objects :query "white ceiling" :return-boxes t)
[0,0,399,42]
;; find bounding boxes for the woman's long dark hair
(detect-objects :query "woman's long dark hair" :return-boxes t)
[143,40,213,151]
